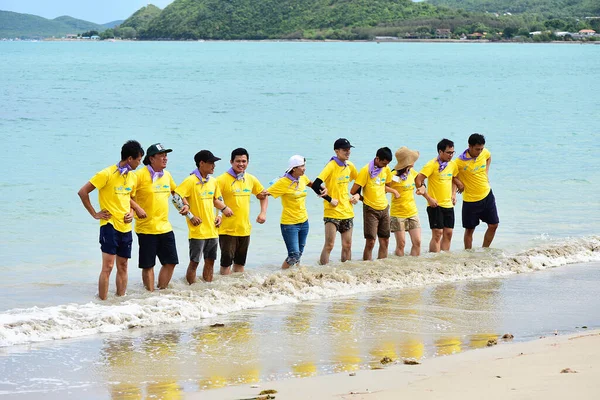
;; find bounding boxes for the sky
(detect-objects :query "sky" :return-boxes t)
[0,0,175,24]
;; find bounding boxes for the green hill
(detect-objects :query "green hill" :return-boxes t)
[0,10,104,39]
[103,20,124,29]
[425,0,600,17]
[120,4,162,34]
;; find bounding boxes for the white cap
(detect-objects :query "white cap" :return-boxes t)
[286,155,305,173]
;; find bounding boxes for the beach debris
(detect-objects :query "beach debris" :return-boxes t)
[582,326,588,329]
[501,333,514,340]
[251,385,260,388]
[371,365,384,370]
[560,368,578,374]
[403,358,421,365]
[380,356,393,364]
[554,330,558,336]
[259,390,278,395]
[487,338,498,346]
[349,372,356,376]
[210,323,225,328]
[496,376,502,378]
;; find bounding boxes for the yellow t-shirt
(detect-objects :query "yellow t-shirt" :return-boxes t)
[419,158,458,208]
[267,175,310,225]
[175,174,222,239]
[317,160,358,219]
[455,148,491,202]
[355,163,392,211]
[216,171,264,237]
[89,165,137,233]
[134,167,177,234]
[389,169,418,218]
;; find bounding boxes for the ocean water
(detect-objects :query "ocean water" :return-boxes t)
[0,42,599,397]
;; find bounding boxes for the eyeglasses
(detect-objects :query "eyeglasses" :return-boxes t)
[444,151,455,155]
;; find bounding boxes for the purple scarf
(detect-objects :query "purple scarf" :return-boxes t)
[147,165,164,182]
[458,149,475,161]
[437,156,448,173]
[399,171,409,181]
[368,159,381,179]
[116,162,132,175]
[227,167,245,181]
[284,172,300,188]
[191,168,209,184]
[330,156,347,167]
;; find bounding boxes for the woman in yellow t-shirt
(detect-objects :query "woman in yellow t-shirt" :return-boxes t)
[267,155,327,269]
[388,147,426,256]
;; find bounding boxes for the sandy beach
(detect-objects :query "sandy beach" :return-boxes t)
[190,329,600,400]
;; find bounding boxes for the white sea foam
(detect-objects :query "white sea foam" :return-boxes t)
[1,236,598,347]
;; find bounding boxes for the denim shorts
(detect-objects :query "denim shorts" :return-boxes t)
[280,220,309,266]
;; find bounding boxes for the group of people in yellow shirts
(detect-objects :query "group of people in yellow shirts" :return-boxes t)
[78,134,498,300]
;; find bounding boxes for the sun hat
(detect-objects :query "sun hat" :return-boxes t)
[286,155,306,173]
[393,147,419,170]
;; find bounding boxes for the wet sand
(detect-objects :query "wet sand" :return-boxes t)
[191,329,600,399]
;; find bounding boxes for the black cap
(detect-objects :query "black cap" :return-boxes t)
[194,150,221,165]
[334,138,354,150]
[143,143,172,165]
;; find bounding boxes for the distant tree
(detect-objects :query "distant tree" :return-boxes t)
[502,26,518,38]
[119,27,137,39]
[100,29,114,39]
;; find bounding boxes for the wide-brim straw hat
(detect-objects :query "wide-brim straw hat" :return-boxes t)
[393,147,419,170]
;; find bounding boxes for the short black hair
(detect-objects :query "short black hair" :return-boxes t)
[230,147,249,162]
[437,138,454,153]
[121,140,144,161]
[376,147,393,162]
[468,133,486,146]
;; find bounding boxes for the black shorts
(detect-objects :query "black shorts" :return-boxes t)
[427,206,455,230]
[219,235,250,267]
[137,231,179,269]
[462,190,500,229]
[99,223,132,258]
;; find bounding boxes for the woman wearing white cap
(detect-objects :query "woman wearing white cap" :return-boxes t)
[388,147,426,256]
[266,155,327,269]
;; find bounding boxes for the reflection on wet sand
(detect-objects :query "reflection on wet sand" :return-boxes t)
[328,301,361,372]
[285,304,318,377]
[102,339,143,400]
[142,332,183,400]
[431,284,463,356]
[465,280,501,349]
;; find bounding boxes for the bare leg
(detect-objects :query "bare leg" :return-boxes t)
[394,231,406,256]
[157,263,176,289]
[233,264,244,273]
[203,259,215,282]
[377,237,389,259]
[320,223,337,265]
[281,260,291,269]
[341,228,353,262]
[142,267,155,292]
[483,224,498,247]
[99,252,116,300]
[363,238,376,261]
[464,228,475,250]
[220,266,232,275]
[408,228,422,256]
[441,228,453,251]
[186,261,199,284]
[429,229,443,253]
[115,256,128,296]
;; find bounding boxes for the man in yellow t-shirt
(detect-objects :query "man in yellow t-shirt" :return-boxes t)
[415,138,459,253]
[310,138,359,265]
[77,140,144,300]
[455,133,499,249]
[132,143,183,292]
[216,148,268,275]
[350,147,397,260]
[175,150,229,284]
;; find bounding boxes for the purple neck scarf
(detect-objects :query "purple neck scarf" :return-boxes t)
[227,167,245,181]
[147,165,164,182]
[458,149,475,161]
[368,159,381,179]
[330,156,347,167]
[192,168,209,184]
[399,171,409,181]
[284,172,300,188]
[116,162,132,175]
[437,156,448,173]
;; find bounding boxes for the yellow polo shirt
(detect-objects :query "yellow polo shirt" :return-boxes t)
[267,175,310,225]
[89,165,137,233]
[134,167,177,234]
[455,148,491,202]
[389,169,418,218]
[419,158,458,208]
[216,172,264,237]
[355,163,392,211]
[175,174,222,239]
[317,160,358,219]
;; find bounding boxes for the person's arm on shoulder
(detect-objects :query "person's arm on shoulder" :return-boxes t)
[78,181,111,220]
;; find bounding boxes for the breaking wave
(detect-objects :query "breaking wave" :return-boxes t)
[1,236,598,347]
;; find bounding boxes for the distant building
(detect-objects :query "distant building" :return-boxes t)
[468,32,485,40]
[65,34,77,39]
[578,29,596,36]
[91,35,100,40]
[435,29,451,39]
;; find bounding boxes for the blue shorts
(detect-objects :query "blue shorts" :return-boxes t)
[137,231,179,269]
[462,190,500,229]
[99,223,133,258]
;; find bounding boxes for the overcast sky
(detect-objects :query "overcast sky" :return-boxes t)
[0,0,175,23]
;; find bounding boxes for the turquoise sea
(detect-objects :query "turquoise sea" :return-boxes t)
[0,42,599,398]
